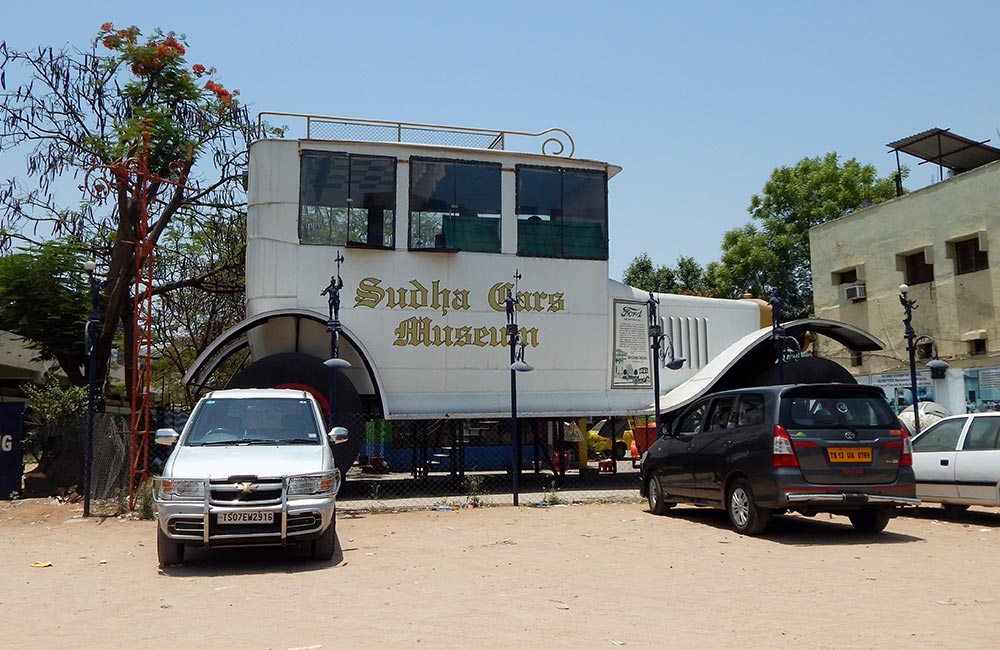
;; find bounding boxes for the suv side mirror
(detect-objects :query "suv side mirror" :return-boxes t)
[155,428,180,446]
[328,426,349,445]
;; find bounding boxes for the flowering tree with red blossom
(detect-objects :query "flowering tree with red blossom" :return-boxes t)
[0,24,265,401]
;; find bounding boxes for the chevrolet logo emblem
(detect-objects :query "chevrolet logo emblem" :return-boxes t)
[235,482,256,495]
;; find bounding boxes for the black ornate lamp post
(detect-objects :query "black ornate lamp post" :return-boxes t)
[769,295,786,384]
[505,270,533,506]
[899,285,950,432]
[321,252,351,428]
[83,260,102,518]
[899,284,921,434]
[647,292,686,436]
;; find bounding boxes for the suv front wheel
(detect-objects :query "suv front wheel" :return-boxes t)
[157,526,185,566]
[727,478,770,536]
[311,518,337,561]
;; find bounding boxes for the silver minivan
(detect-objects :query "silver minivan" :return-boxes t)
[153,388,348,566]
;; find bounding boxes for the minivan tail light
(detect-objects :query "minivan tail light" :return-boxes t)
[772,425,799,467]
[884,428,912,467]
[897,428,912,467]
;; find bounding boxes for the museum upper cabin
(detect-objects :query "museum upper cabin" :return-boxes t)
[259,112,621,263]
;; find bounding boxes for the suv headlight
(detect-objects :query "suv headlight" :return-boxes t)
[287,470,340,498]
[155,478,206,501]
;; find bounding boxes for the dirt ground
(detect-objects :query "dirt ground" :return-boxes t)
[2,498,999,650]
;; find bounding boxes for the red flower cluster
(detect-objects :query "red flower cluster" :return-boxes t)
[157,35,185,57]
[204,79,232,104]
[100,26,138,50]
[192,63,206,75]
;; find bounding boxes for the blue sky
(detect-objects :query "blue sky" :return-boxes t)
[4,1,1000,280]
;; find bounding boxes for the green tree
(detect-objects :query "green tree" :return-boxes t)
[623,253,677,293]
[152,208,245,405]
[623,253,715,296]
[720,153,900,317]
[0,24,262,397]
[0,242,91,385]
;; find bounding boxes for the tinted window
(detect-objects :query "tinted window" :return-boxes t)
[516,166,607,260]
[785,394,897,428]
[409,159,501,252]
[676,401,709,436]
[704,397,736,432]
[912,418,967,452]
[734,394,765,427]
[963,417,1000,450]
[300,151,396,248]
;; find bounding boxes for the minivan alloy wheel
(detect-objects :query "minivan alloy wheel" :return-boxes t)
[726,478,769,535]
[730,487,751,527]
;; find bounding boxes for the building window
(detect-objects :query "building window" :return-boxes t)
[850,350,863,367]
[409,158,501,252]
[516,166,608,260]
[904,252,934,285]
[299,151,396,248]
[970,339,987,356]
[916,341,933,360]
[954,237,989,275]
[837,269,857,284]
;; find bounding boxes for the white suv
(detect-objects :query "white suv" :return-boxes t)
[153,388,348,566]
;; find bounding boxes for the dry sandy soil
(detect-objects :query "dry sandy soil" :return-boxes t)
[2,498,999,650]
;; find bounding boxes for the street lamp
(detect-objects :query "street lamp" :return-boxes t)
[769,295,787,384]
[321,252,351,428]
[505,271,534,506]
[647,292,686,437]
[899,284,925,434]
[83,260,102,518]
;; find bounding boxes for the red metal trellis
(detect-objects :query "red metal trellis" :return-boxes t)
[81,131,189,507]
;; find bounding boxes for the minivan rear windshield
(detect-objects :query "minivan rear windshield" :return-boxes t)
[784,394,897,428]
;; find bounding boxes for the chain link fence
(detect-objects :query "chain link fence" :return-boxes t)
[76,409,643,511]
[307,119,501,150]
[333,413,641,510]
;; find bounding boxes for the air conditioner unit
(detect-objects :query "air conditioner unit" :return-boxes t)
[845,283,867,302]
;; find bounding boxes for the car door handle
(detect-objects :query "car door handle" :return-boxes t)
[940,459,949,466]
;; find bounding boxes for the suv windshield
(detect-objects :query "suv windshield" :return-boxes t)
[184,397,322,446]
[784,393,897,429]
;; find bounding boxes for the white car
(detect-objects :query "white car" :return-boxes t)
[911,412,1000,511]
[153,388,349,566]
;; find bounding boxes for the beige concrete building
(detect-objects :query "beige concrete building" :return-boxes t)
[810,149,1000,416]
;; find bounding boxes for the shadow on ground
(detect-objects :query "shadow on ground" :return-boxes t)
[650,505,924,546]
[158,535,347,577]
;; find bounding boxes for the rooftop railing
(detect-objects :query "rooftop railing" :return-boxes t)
[257,112,575,158]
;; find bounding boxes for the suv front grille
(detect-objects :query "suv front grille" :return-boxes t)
[209,479,283,505]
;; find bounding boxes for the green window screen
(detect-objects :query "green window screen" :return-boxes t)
[516,166,607,260]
